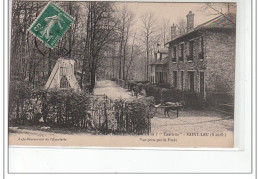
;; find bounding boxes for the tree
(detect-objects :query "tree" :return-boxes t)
[159,18,171,46]
[176,18,186,36]
[10,1,81,88]
[117,5,134,80]
[140,12,157,81]
[81,2,118,93]
[125,32,142,80]
[201,3,236,24]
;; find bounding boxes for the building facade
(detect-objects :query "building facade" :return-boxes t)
[167,12,236,99]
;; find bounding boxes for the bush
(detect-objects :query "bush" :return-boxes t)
[9,84,154,135]
[160,88,183,103]
[143,84,161,103]
[182,91,202,109]
[155,83,172,89]
[206,91,234,107]
[114,98,153,134]
[134,81,149,84]
[142,83,204,108]
[8,81,35,125]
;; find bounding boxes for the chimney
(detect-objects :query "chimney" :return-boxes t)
[186,11,195,32]
[171,23,177,40]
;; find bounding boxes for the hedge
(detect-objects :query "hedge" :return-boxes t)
[114,98,153,134]
[112,78,204,108]
[9,82,153,135]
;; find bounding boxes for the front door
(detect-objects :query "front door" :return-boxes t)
[200,72,205,98]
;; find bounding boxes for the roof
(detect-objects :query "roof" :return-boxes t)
[150,56,169,65]
[166,13,236,45]
[157,48,168,54]
[196,13,236,29]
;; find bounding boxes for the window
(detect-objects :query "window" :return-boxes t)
[60,67,66,76]
[199,37,204,59]
[173,71,177,88]
[181,71,184,90]
[201,37,204,53]
[179,44,184,61]
[172,46,177,62]
[164,72,168,83]
[187,41,194,61]
[188,71,195,91]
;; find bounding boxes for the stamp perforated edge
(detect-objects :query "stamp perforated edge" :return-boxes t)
[28,1,75,49]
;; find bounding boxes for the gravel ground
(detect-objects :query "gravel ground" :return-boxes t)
[94,80,135,99]
[151,108,234,134]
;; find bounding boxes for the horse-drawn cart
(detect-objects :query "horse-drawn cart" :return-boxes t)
[154,102,184,118]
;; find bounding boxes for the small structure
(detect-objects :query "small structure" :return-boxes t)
[44,58,81,91]
[149,48,169,84]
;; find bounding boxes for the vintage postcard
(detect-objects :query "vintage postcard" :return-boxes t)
[9,1,236,148]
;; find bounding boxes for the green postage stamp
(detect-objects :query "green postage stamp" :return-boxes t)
[29,2,74,48]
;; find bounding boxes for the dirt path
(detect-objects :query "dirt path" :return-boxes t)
[151,109,234,134]
[94,80,134,99]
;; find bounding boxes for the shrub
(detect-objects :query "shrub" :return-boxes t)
[156,83,171,89]
[182,90,203,109]
[114,98,153,135]
[142,83,205,108]
[134,81,149,84]
[206,91,234,107]
[143,84,161,103]
[160,88,183,103]
[8,81,35,125]
[127,81,135,91]
[9,85,153,135]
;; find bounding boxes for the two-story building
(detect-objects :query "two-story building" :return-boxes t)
[166,11,236,100]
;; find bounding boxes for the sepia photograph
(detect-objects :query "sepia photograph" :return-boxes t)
[8,1,236,148]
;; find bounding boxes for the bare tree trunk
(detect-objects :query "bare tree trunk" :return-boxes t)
[68,2,72,58]
[146,35,149,81]
[48,48,52,76]
[118,24,124,79]
[126,32,136,80]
